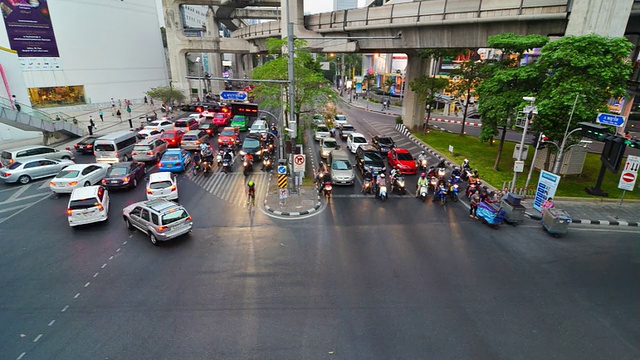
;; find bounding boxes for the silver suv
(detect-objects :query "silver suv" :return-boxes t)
[1,146,74,167]
[132,138,168,162]
[122,199,193,245]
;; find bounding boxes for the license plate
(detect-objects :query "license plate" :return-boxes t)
[111,180,118,183]
[167,164,173,167]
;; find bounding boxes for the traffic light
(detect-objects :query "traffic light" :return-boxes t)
[578,122,610,141]
[601,135,626,172]
[532,133,548,149]
[625,138,639,149]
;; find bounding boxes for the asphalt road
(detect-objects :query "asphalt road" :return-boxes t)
[0,109,638,359]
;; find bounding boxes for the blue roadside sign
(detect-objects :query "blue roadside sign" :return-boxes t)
[219,91,248,101]
[596,113,625,127]
[277,165,287,175]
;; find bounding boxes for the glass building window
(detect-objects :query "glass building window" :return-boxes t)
[27,85,86,108]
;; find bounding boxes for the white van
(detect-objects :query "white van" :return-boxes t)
[93,130,138,164]
[67,185,110,227]
[249,120,267,135]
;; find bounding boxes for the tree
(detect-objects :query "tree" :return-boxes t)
[533,34,633,144]
[363,72,376,98]
[477,33,548,170]
[146,85,185,104]
[383,78,394,95]
[409,75,448,133]
[447,59,485,136]
[250,38,333,128]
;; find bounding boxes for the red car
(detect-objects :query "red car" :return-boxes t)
[387,147,418,175]
[161,129,185,148]
[218,126,240,147]
[212,112,230,127]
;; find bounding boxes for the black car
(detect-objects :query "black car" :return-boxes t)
[355,145,386,175]
[198,123,216,137]
[240,134,264,160]
[371,135,396,155]
[101,161,146,190]
[339,124,356,140]
[73,136,98,154]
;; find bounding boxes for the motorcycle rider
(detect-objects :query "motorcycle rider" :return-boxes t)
[192,151,201,172]
[451,166,462,178]
[244,152,254,169]
[269,123,278,136]
[376,173,386,197]
[361,170,374,193]
[390,166,402,192]
[417,151,428,169]
[416,172,428,197]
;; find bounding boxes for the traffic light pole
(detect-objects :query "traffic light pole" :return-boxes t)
[524,132,545,191]
[586,162,609,197]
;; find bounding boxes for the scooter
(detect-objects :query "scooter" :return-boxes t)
[222,158,232,173]
[418,158,428,172]
[437,166,447,179]
[262,157,273,172]
[323,181,332,200]
[449,182,459,202]
[428,176,438,195]
[216,151,223,167]
[378,183,388,202]
[243,157,253,176]
[202,159,211,177]
[393,175,406,195]
[362,178,374,195]
[436,185,448,205]
[418,184,428,202]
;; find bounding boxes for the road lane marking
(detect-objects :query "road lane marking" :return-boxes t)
[84,282,90,287]
[61,305,68,312]
[74,293,80,298]
[48,320,55,327]
[0,204,28,214]
[123,241,127,245]
[93,272,99,278]
[33,334,42,342]
[0,192,50,205]
[17,352,26,360]
[109,256,113,260]
[38,181,52,189]
[116,248,121,252]
[0,194,50,225]
[5,184,32,201]
[101,263,107,268]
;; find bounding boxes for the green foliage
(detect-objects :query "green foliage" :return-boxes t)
[250,38,332,123]
[383,78,394,95]
[146,85,185,104]
[487,33,548,56]
[448,60,485,134]
[409,76,448,111]
[533,34,633,143]
[395,116,403,124]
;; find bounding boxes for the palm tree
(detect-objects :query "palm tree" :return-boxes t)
[363,73,376,99]
[383,78,394,95]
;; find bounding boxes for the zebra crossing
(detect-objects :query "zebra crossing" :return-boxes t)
[186,169,269,208]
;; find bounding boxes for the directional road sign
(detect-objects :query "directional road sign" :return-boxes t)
[596,113,625,127]
[618,155,639,191]
[293,154,306,173]
[219,91,248,101]
[277,165,287,175]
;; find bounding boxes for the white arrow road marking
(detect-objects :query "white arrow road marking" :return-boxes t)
[0,194,50,225]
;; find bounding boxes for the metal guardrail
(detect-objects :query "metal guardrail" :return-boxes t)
[233,0,569,39]
[0,96,84,136]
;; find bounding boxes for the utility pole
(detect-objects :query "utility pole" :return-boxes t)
[552,94,580,174]
[511,97,536,193]
[284,0,297,193]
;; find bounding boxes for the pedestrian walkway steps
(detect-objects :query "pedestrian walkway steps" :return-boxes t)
[0,96,84,137]
[186,169,269,208]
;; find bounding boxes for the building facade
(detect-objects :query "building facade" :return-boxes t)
[334,0,358,11]
[0,0,169,108]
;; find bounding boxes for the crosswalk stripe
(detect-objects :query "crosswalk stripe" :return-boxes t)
[185,167,270,208]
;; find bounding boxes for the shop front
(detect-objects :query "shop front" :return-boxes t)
[28,85,85,108]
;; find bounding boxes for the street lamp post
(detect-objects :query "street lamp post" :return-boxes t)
[511,97,536,193]
[195,57,202,102]
[552,94,580,174]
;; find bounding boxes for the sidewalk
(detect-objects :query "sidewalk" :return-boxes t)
[346,97,640,227]
[263,173,321,217]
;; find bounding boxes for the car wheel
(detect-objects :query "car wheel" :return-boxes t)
[133,178,138,188]
[124,217,133,230]
[149,233,159,246]
[84,181,91,187]
[18,175,31,184]
[61,155,71,160]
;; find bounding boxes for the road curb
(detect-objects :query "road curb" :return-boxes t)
[524,212,638,226]
[263,174,322,217]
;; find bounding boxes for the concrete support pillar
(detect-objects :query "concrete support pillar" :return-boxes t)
[565,0,633,37]
[204,8,223,94]
[402,52,428,131]
[257,54,264,66]
[164,0,190,94]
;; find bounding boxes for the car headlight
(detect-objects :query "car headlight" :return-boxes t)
[239,150,246,155]
[256,150,262,155]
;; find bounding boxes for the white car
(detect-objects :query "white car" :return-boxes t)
[50,163,110,194]
[314,125,330,141]
[188,113,205,124]
[145,120,174,132]
[137,128,163,141]
[67,185,110,227]
[146,172,179,201]
[200,110,214,118]
[334,114,347,126]
[347,133,368,153]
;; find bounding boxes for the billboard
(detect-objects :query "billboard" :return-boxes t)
[1,0,60,57]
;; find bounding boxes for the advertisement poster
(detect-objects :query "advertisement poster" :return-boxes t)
[1,0,60,58]
[533,170,561,212]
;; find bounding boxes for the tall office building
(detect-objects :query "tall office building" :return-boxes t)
[334,0,358,10]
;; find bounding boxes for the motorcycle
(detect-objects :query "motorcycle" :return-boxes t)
[436,185,448,205]
[418,158,428,172]
[362,178,374,195]
[222,158,232,173]
[418,184,428,202]
[428,176,438,195]
[449,182,459,202]
[393,175,406,195]
[323,181,332,200]
[243,156,253,176]
[466,179,482,198]
[262,156,273,172]
[202,159,211,176]
[437,166,447,179]
[216,151,223,167]
[191,158,201,176]
[378,183,388,202]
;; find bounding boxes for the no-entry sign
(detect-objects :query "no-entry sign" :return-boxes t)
[618,155,639,191]
[293,154,306,173]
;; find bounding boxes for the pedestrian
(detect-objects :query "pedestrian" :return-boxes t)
[89,116,96,130]
[99,109,104,122]
[55,115,61,121]
[541,197,554,216]
[118,99,122,109]
[116,109,122,122]
[144,96,148,104]
[150,98,154,106]
[12,95,21,112]
[126,104,131,118]
[111,98,116,116]
[469,190,480,218]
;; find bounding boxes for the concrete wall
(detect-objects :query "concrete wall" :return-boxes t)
[0,47,39,141]
[0,0,169,104]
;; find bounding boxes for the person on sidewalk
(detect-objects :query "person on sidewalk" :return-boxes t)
[12,95,21,112]
[126,104,132,118]
[469,190,480,218]
[541,197,554,216]
[98,109,104,122]
[111,98,116,116]
[144,96,148,105]
[89,116,97,131]
[116,109,122,122]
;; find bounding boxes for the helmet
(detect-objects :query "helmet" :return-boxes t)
[420,172,426,178]
[319,161,324,166]
[247,180,254,186]
[464,159,469,163]
[421,151,425,155]
[380,174,385,178]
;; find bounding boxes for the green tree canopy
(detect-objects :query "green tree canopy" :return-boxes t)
[146,85,185,104]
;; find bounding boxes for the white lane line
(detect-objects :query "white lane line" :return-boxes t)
[74,293,80,298]
[17,352,26,360]
[101,263,107,269]
[93,272,99,278]
[33,334,42,342]
[109,256,113,260]
[0,192,51,205]
[128,235,133,238]
[0,194,50,225]
[123,241,127,245]
[0,204,29,215]
[61,305,69,312]
[84,282,90,288]
[48,320,55,327]
[3,184,31,202]
[116,248,121,252]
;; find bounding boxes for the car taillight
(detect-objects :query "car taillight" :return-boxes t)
[195,140,200,144]
[87,144,93,148]
[157,226,168,232]
[68,181,78,186]
[67,209,72,215]
[1,172,10,177]
[102,179,107,184]
[147,151,154,155]
[159,163,164,167]
[147,189,153,194]
[74,144,79,149]
[185,215,192,221]
[96,203,104,211]
[9,159,14,164]
[170,185,176,191]
[131,151,137,156]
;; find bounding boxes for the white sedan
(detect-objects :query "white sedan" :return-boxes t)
[145,120,174,132]
[50,163,110,194]
[347,133,368,153]
[137,128,163,141]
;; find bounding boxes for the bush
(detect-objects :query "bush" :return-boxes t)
[395,116,403,124]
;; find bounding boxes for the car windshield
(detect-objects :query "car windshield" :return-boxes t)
[378,138,394,146]
[397,153,414,161]
[316,126,328,132]
[353,137,366,143]
[221,130,235,136]
[149,180,173,189]
[162,133,176,138]
[335,115,346,121]
[94,144,115,151]
[161,208,189,225]
[243,138,260,148]
[364,152,383,163]
[1,151,11,159]
[107,167,129,176]
[68,198,100,210]
[8,162,22,169]
[182,135,197,141]
[56,170,79,178]
[323,140,337,148]
[163,154,180,161]
[134,145,152,151]
[332,160,352,170]
[342,126,354,131]
[175,122,188,127]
